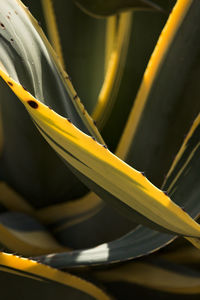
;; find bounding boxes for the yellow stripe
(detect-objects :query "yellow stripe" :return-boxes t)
[165,141,200,193]
[162,114,200,189]
[116,0,193,159]
[92,12,132,128]
[41,0,65,68]
[0,252,112,300]
[94,261,200,294]
[104,16,117,73]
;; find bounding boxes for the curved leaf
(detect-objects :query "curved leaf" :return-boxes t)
[92,12,132,129]
[0,181,133,249]
[0,252,112,300]
[74,0,162,18]
[0,211,67,256]
[35,105,200,268]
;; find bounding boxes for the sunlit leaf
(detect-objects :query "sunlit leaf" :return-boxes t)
[0,252,112,300]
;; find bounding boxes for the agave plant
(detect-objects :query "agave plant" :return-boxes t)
[0,0,200,299]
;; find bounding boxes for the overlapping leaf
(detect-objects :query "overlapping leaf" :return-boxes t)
[34,0,200,268]
[1,0,200,275]
[0,252,112,300]
[1,0,200,244]
[34,113,200,268]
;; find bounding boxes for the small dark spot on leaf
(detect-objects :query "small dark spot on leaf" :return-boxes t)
[0,23,5,29]
[73,94,78,100]
[103,145,107,149]
[7,16,10,20]
[27,100,38,109]
[10,38,14,42]
[7,81,13,86]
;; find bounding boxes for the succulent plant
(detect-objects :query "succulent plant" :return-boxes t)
[0,0,200,299]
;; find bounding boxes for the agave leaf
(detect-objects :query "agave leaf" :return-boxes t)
[0,211,67,255]
[35,112,200,268]
[4,67,200,235]
[35,225,173,269]
[0,181,133,249]
[0,252,111,300]
[94,258,200,294]
[116,0,200,187]
[0,179,130,248]
[0,0,106,207]
[92,12,132,129]
[74,0,162,18]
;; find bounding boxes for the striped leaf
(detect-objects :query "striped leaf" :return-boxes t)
[0,252,111,300]
[34,109,200,267]
[3,73,200,237]
[117,0,200,187]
